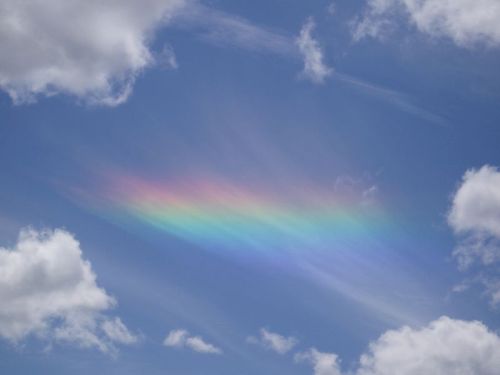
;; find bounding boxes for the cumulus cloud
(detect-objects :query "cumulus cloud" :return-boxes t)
[247,328,298,354]
[448,165,500,305]
[163,329,222,354]
[353,0,500,48]
[0,0,185,105]
[297,317,500,375]
[448,165,500,268]
[356,316,500,375]
[296,18,332,84]
[0,228,136,353]
[449,165,500,239]
[295,348,342,375]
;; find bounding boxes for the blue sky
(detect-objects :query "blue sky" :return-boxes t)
[1,1,500,374]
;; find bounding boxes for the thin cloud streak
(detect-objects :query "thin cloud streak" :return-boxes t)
[173,3,297,57]
[172,5,443,124]
[303,262,433,327]
[335,73,446,126]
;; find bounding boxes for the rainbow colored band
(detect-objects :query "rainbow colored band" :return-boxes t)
[85,175,391,253]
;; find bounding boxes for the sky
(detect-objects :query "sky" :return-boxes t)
[1,1,500,374]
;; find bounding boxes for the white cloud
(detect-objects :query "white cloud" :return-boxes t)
[479,277,500,307]
[448,165,500,306]
[297,317,500,375]
[356,316,500,375]
[353,0,500,48]
[295,348,342,375]
[101,317,138,345]
[449,165,500,239]
[185,335,222,354]
[164,329,189,347]
[296,18,332,84]
[247,328,298,354]
[164,329,222,354]
[0,228,136,353]
[0,0,185,105]
[448,165,500,268]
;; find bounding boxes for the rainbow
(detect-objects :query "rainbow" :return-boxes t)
[78,174,392,255]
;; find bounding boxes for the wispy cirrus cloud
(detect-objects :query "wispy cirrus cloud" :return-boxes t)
[174,3,296,57]
[334,73,445,126]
